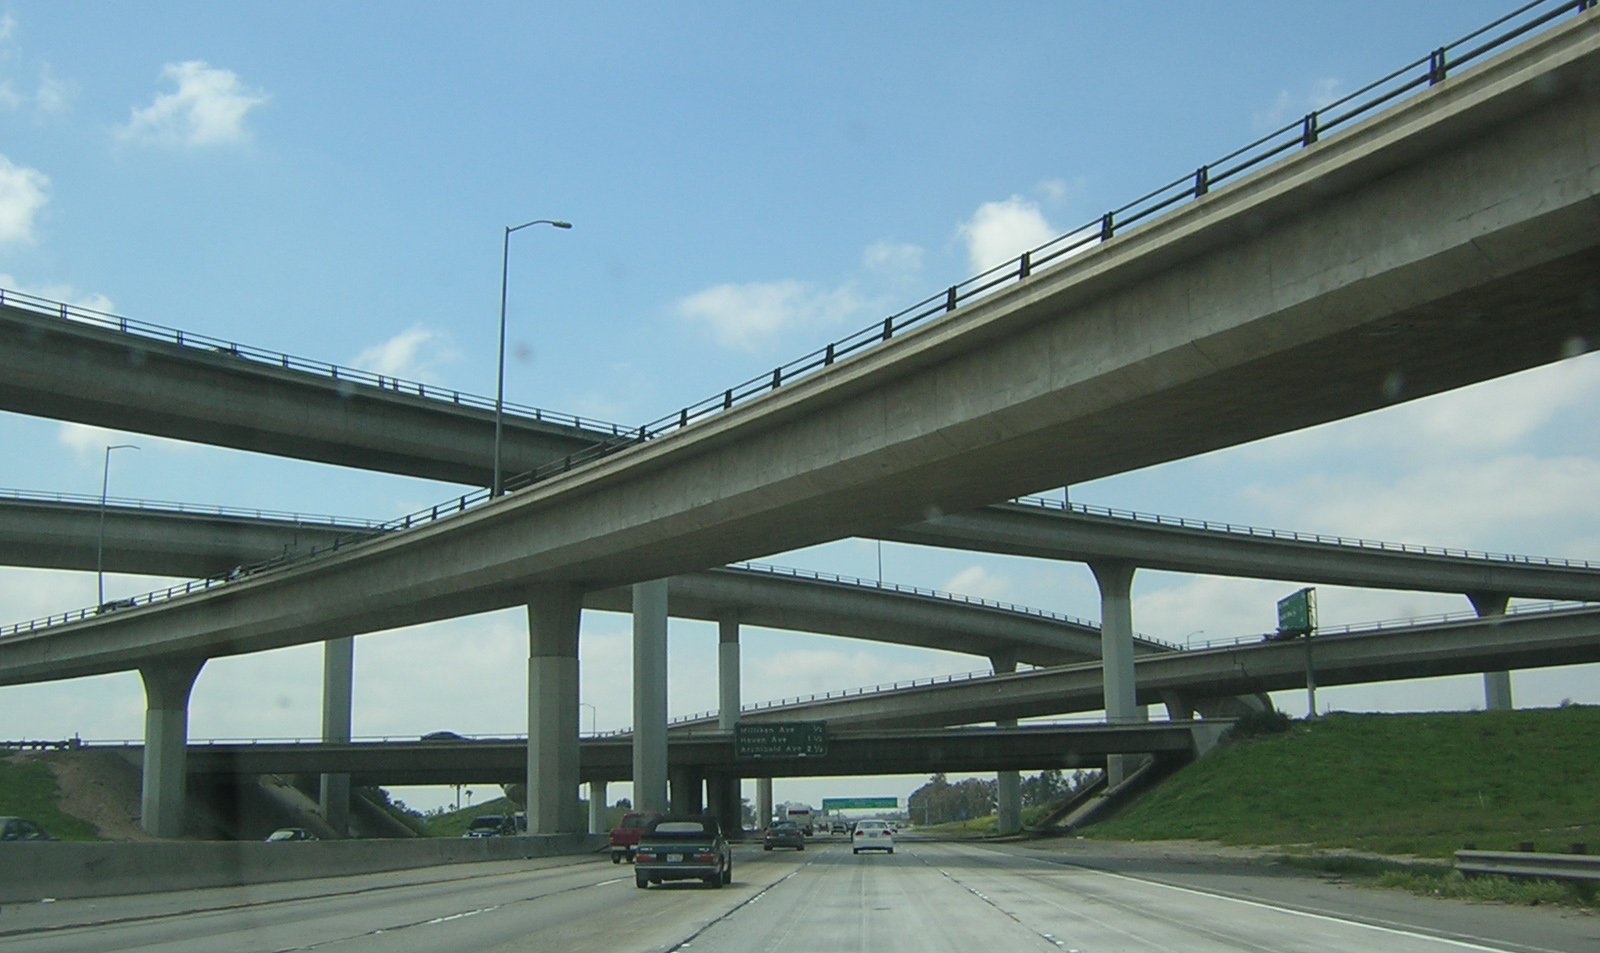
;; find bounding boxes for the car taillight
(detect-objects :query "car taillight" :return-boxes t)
[636,852,655,862]
[694,852,715,862]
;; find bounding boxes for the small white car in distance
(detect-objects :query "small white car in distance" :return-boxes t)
[851,819,894,854]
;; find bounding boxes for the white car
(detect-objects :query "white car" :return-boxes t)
[851,819,895,854]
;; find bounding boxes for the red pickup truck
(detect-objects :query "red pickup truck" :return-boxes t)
[608,811,663,863]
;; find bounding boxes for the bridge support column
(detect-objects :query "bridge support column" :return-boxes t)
[670,766,702,814]
[528,584,583,834]
[1469,592,1513,711]
[990,652,1022,835]
[707,777,741,834]
[138,658,205,838]
[716,614,743,834]
[319,636,353,836]
[1091,561,1144,787]
[588,780,607,834]
[632,579,670,814]
[756,777,773,828]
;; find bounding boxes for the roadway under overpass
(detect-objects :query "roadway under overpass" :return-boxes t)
[5,14,1600,837]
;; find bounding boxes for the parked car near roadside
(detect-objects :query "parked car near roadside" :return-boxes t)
[264,828,316,842]
[763,820,806,851]
[0,817,53,841]
[462,815,512,837]
[634,815,732,889]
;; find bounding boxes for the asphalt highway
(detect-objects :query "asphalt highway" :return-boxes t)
[2,837,1595,952]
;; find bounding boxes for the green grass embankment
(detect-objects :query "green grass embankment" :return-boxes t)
[1090,707,1600,859]
[0,756,100,840]
[422,797,521,837]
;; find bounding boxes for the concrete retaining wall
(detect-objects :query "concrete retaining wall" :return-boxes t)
[0,833,607,903]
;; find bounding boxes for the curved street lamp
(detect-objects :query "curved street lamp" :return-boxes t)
[97,443,140,607]
[494,218,572,497]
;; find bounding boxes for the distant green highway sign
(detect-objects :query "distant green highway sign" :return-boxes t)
[734,722,828,759]
[822,797,898,811]
[1276,587,1317,638]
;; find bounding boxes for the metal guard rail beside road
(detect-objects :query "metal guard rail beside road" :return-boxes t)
[1456,849,1600,882]
[0,0,1593,639]
[0,286,632,439]
[1010,495,1600,570]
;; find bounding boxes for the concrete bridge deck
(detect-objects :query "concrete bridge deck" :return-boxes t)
[120,722,1216,785]
[0,493,1147,668]
[2,13,1596,689]
[0,292,634,487]
[2,17,1599,693]
[704,602,1600,729]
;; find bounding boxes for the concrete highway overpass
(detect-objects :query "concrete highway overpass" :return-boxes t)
[149,722,1220,787]
[4,15,1597,672]
[704,603,1600,730]
[0,290,636,487]
[0,492,1144,668]
[4,13,1599,836]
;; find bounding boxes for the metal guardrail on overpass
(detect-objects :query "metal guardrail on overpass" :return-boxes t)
[0,287,633,440]
[1010,495,1600,571]
[0,488,386,531]
[647,600,1600,730]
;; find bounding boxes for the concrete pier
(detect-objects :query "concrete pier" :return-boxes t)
[527,584,583,833]
[1470,592,1514,711]
[319,637,354,835]
[632,580,669,813]
[138,658,206,838]
[1090,561,1142,786]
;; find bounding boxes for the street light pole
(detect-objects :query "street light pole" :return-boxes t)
[579,702,597,736]
[493,218,572,497]
[97,443,139,607]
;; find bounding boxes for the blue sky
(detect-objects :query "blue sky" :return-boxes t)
[1,1,1597,813]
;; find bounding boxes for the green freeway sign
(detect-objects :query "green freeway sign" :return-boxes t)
[1277,587,1317,637]
[735,722,827,759]
[822,797,898,811]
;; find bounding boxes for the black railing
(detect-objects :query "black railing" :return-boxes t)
[1008,495,1600,570]
[0,286,632,438]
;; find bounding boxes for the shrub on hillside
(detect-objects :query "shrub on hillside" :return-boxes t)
[1224,708,1293,741]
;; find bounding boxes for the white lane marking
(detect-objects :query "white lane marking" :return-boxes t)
[425,904,499,925]
[967,845,1529,953]
[591,878,625,888]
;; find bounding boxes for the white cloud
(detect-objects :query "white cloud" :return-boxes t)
[677,279,861,352]
[118,61,268,148]
[0,273,113,313]
[33,65,69,114]
[956,195,1058,274]
[862,241,923,281]
[351,324,459,381]
[943,565,1011,601]
[1244,455,1600,554]
[1254,77,1342,130]
[0,154,48,243]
